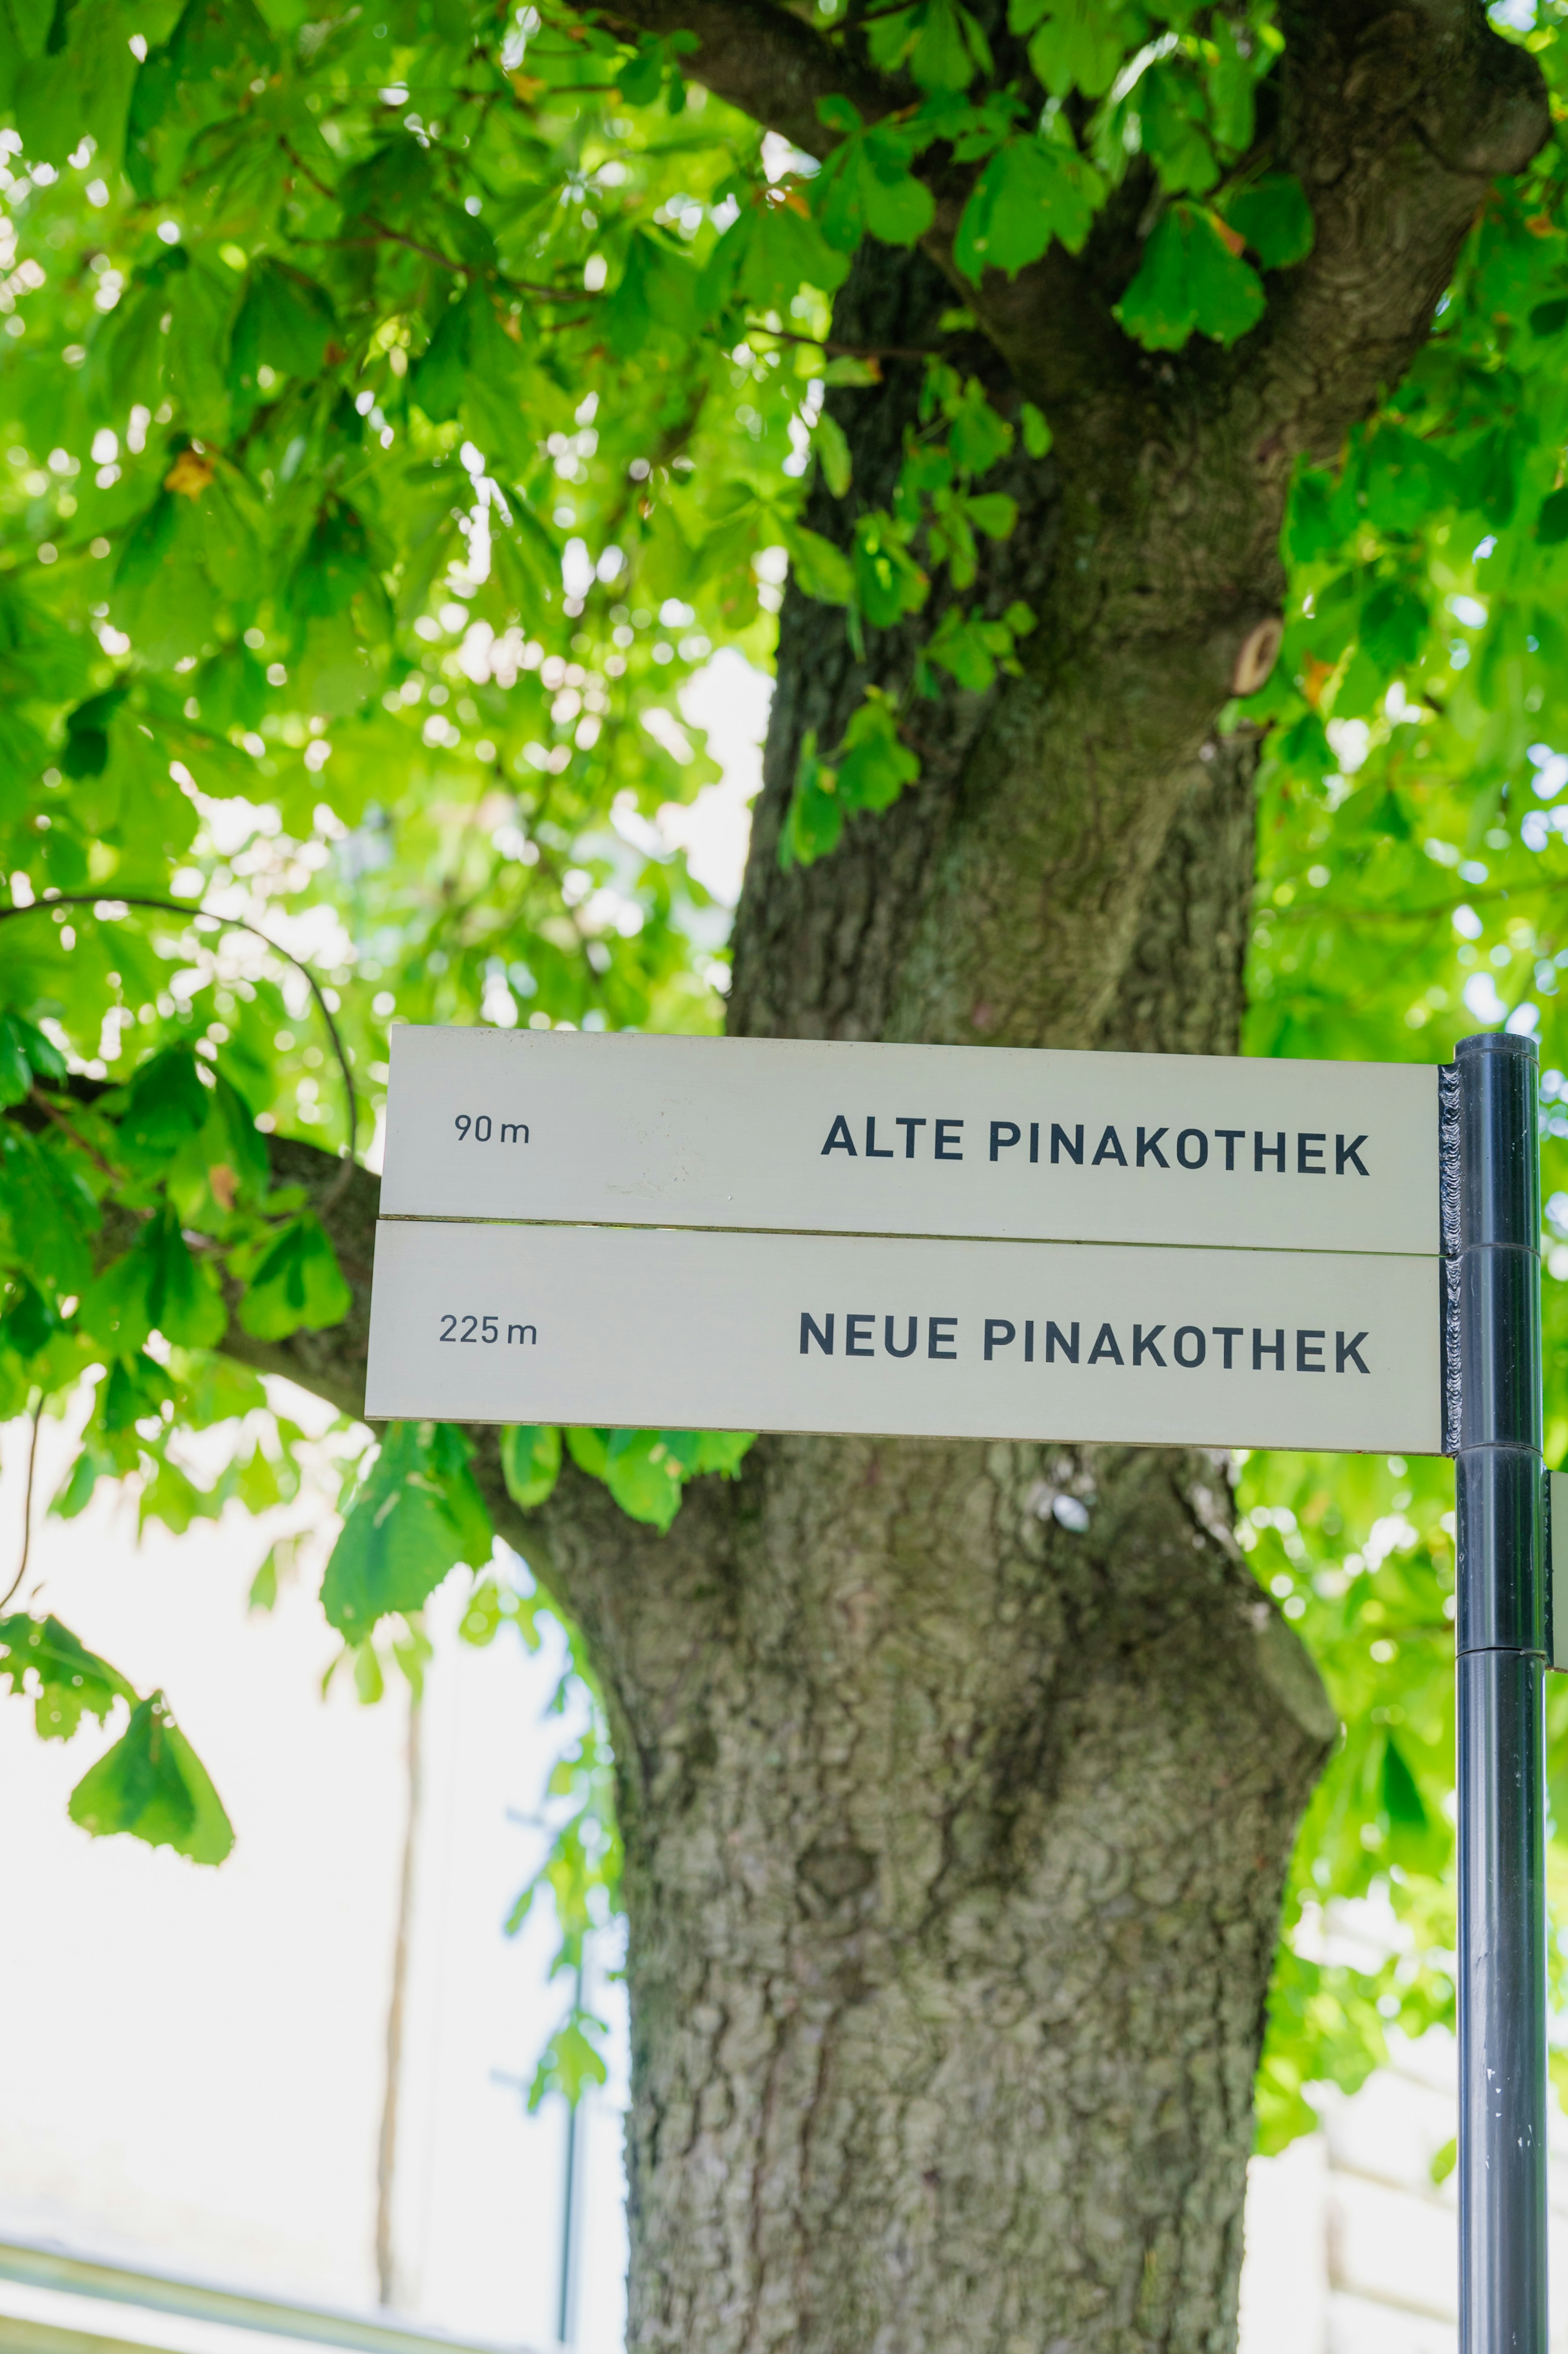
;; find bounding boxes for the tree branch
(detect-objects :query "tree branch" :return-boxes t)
[593,0,900,155]
[218,1136,380,1422]
[912,0,1552,436]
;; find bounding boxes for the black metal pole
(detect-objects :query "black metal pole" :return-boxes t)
[1449,1030,1548,2352]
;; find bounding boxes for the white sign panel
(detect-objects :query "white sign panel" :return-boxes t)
[379,1029,1439,1258]
[365,1220,1442,1455]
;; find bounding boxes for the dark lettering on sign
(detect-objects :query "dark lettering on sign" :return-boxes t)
[438,1311,534,1342]
[790,1311,1376,1375]
[454,1114,528,1143]
[806,1111,1380,1178]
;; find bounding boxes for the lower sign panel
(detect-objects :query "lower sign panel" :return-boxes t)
[367,1220,1442,1454]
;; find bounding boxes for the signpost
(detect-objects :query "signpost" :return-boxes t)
[365,1024,1552,2353]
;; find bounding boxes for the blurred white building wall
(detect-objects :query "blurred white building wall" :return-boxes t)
[0,1405,626,2354]
[1240,2030,1568,2353]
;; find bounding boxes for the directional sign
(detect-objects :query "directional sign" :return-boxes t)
[364,1220,1441,1454]
[363,1023,1550,2341]
[379,1027,1439,1257]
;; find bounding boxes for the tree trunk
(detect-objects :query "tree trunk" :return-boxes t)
[523,235,1347,2353]
[234,11,1548,2341]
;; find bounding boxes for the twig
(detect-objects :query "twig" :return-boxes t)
[28,1089,124,1185]
[742,319,936,361]
[0,1405,42,1614]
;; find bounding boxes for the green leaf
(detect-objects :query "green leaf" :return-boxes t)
[501,1422,563,1510]
[1203,15,1258,156]
[0,1612,133,1740]
[784,524,853,606]
[565,1426,611,1479]
[321,1421,492,1634]
[836,688,919,813]
[1538,488,1568,546]
[603,1428,687,1529]
[964,491,1017,539]
[954,135,1105,278]
[68,1690,235,1865]
[118,1046,210,1158]
[815,411,853,497]
[237,1214,353,1340]
[1221,175,1315,271]
[852,512,928,628]
[80,1209,225,1356]
[1137,63,1218,196]
[811,109,938,254]
[1360,579,1430,669]
[528,2011,610,2110]
[690,1431,756,1477]
[1010,0,1126,97]
[866,0,992,91]
[229,257,339,392]
[1020,401,1052,459]
[779,728,842,869]
[1116,203,1265,352]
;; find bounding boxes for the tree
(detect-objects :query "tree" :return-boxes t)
[2,0,1567,2344]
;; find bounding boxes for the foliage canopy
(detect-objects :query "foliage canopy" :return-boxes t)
[2,0,1568,2147]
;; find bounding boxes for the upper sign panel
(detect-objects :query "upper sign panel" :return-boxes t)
[379,1029,1440,1257]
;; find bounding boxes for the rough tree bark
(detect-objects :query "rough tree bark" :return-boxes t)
[236,6,1547,2345]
